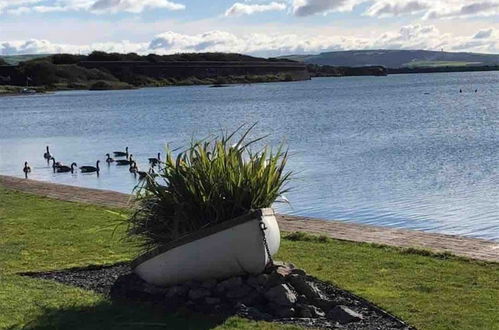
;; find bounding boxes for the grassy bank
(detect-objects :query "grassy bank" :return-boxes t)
[0,187,497,329]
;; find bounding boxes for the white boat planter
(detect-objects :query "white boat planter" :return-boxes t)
[132,208,280,287]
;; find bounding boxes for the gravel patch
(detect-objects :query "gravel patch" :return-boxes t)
[23,262,414,329]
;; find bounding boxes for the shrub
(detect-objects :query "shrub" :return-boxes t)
[127,125,291,250]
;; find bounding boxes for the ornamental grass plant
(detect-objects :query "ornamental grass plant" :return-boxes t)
[127,125,291,251]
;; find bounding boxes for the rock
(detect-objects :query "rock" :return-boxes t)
[226,284,252,299]
[142,283,168,295]
[290,268,307,276]
[297,304,313,318]
[246,307,273,321]
[188,288,211,300]
[288,274,326,300]
[205,297,221,305]
[326,305,363,324]
[270,305,296,318]
[240,291,265,306]
[165,285,188,298]
[201,279,217,289]
[309,305,325,318]
[264,284,297,306]
[216,277,243,292]
[273,261,296,269]
[312,297,336,311]
[276,266,293,277]
[246,276,260,289]
[265,272,286,288]
[256,273,269,285]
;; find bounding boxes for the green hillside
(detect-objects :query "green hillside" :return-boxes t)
[280,50,499,68]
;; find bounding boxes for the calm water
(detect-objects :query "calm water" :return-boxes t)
[0,73,498,240]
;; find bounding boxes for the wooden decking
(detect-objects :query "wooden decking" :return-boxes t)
[1,175,497,263]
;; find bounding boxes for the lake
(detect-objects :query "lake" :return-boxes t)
[0,72,497,241]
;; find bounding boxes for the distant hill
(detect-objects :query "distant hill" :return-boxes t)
[280,50,499,68]
[0,54,52,65]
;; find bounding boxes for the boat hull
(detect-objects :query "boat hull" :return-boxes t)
[132,208,280,286]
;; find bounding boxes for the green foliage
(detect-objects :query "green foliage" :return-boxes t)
[127,125,291,250]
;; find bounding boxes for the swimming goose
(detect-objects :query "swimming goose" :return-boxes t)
[80,160,100,173]
[50,157,64,171]
[43,146,51,160]
[23,161,31,178]
[106,153,115,163]
[56,162,77,173]
[148,153,161,166]
[130,161,147,179]
[116,154,133,166]
[113,147,129,158]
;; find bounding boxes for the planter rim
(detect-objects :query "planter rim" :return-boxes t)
[131,208,274,269]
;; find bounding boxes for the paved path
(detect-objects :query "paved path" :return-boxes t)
[1,175,497,263]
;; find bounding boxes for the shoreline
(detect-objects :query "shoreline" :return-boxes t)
[1,174,497,263]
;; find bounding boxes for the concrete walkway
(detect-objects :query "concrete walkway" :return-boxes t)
[1,175,497,263]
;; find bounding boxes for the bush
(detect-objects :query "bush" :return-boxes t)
[127,125,291,250]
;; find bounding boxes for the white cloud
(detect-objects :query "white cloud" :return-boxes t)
[0,0,185,15]
[292,0,360,16]
[90,0,185,13]
[2,25,497,57]
[225,2,286,17]
[290,0,499,19]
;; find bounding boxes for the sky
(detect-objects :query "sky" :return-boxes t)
[1,0,498,57]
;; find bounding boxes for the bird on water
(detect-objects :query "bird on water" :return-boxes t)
[23,161,31,178]
[116,154,133,166]
[113,147,129,158]
[43,146,51,160]
[80,160,100,174]
[149,153,161,167]
[56,162,78,173]
[105,153,115,163]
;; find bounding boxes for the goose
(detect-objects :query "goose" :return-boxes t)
[105,153,115,163]
[50,157,64,172]
[56,162,77,173]
[43,146,52,160]
[23,161,31,178]
[148,153,161,166]
[130,161,147,179]
[80,160,100,173]
[116,154,133,166]
[113,147,129,158]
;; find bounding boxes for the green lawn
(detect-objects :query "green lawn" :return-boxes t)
[0,187,497,329]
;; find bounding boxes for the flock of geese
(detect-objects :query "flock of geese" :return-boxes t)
[22,146,161,179]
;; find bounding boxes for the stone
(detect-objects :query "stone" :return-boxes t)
[244,307,273,321]
[326,305,363,324]
[265,272,286,288]
[290,268,307,276]
[226,285,252,299]
[165,285,188,298]
[246,276,260,289]
[256,273,269,285]
[273,261,296,269]
[201,279,217,289]
[142,283,168,295]
[312,297,336,311]
[297,304,313,318]
[216,277,243,292]
[188,288,211,300]
[275,266,293,277]
[264,284,297,306]
[288,274,326,300]
[185,280,201,288]
[205,297,221,305]
[240,291,265,306]
[270,305,296,318]
[309,305,326,318]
